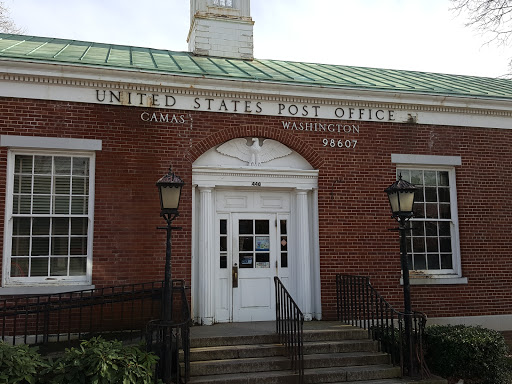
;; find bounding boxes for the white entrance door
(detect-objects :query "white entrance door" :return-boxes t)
[230,213,289,322]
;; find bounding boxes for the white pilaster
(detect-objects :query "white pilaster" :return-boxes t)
[198,187,215,325]
[295,189,312,321]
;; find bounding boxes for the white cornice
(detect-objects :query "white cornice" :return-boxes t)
[192,166,319,189]
[1,59,512,128]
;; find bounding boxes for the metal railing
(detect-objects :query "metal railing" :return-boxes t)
[274,276,304,384]
[0,281,164,347]
[146,279,191,384]
[336,274,429,378]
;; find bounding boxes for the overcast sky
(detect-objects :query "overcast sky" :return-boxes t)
[5,0,511,78]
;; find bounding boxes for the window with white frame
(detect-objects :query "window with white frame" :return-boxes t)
[213,0,233,7]
[396,167,459,276]
[4,151,94,285]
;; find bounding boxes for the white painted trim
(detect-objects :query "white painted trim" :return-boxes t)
[2,60,512,129]
[0,135,102,151]
[401,277,468,285]
[2,149,96,287]
[192,162,319,324]
[391,154,462,166]
[192,167,319,190]
[428,314,512,331]
[0,285,95,295]
[393,165,463,280]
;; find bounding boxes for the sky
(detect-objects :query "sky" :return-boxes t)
[4,0,511,78]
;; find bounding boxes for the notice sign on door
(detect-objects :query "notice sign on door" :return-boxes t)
[255,237,270,251]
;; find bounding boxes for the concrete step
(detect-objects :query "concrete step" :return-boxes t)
[190,327,368,348]
[187,364,401,384]
[189,351,391,376]
[189,343,285,361]
[190,355,291,376]
[303,365,401,383]
[191,333,279,348]
[187,369,297,384]
[304,352,390,369]
[187,339,379,361]
[303,328,369,342]
[342,379,447,384]
[304,339,379,354]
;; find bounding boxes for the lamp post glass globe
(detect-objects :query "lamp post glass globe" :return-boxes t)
[156,166,184,216]
[384,174,417,218]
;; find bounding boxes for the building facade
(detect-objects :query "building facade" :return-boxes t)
[0,0,511,329]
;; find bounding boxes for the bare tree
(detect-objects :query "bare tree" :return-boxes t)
[0,1,23,34]
[452,0,512,45]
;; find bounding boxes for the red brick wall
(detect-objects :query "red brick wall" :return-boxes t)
[1,97,511,321]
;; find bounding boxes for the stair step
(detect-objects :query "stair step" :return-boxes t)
[188,340,379,362]
[190,355,291,376]
[187,364,400,384]
[191,328,368,348]
[303,328,369,342]
[304,352,390,369]
[304,365,401,383]
[189,351,390,376]
[303,339,378,354]
[191,333,279,348]
[189,343,285,361]
[343,378,448,384]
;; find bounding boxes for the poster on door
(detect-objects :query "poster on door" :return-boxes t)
[255,236,270,251]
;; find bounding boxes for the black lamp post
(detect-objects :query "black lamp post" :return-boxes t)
[384,174,417,376]
[156,165,183,384]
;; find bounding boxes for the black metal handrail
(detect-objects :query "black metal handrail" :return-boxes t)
[146,279,191,384]
[336,274,429,378]
[274,276,304,384]
[0,281,165,346]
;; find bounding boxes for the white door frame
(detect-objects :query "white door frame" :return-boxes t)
[192,166,320,325]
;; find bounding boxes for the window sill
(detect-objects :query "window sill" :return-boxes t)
[0,285,95,296]
[400,277,468,285]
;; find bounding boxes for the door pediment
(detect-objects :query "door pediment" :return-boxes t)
[193,137,313,170]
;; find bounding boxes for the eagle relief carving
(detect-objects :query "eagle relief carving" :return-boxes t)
[216,138,292,166]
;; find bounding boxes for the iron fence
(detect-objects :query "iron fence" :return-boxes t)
[274,276,304,384]
[336,274,429,378]
[146,279,191,384]
[0,281,165,347]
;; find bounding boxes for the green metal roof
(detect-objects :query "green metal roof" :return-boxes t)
[2,33,512,100]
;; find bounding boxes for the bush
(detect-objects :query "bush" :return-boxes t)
[46,337,159,384]
[0,342,49,384]
[424,325,512,384]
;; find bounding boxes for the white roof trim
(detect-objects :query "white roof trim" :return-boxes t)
[0,135,102,151]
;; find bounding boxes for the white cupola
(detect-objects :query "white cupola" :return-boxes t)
[188,0,254,60]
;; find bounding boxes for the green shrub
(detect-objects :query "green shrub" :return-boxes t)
[0,341,49,384]
[45,337,159,384]
[424,325,512,384]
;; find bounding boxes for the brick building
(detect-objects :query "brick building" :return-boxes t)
[0,0,511,329]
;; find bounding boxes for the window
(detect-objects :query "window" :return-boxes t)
[396,167,460,277]
[219,219,227,268]
[239,219,270,269]
[213,0,233,7]
[280,219,288,268]
[4,151,95,286]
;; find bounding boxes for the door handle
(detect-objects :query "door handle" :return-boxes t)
[232,264,238,288]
